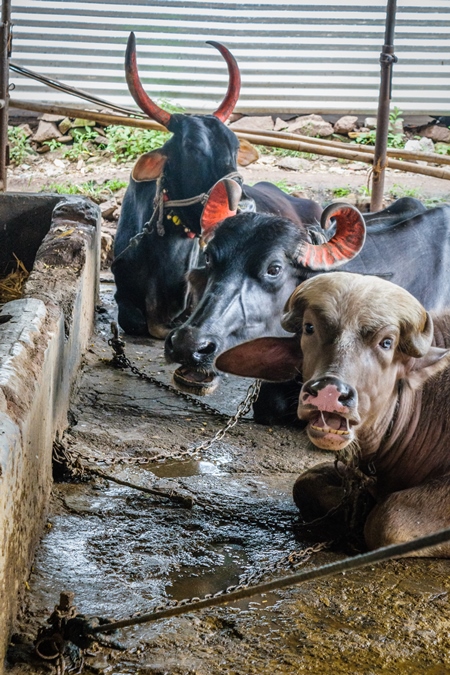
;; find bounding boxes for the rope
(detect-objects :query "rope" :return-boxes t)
[93,526,450,633]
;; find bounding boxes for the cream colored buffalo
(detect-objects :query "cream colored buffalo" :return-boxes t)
[216,272,450,557]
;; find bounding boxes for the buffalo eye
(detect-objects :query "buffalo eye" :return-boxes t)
[303,322,314,335]
[204,251,211,268]
[379,337,393,350]
[266,263,282,277]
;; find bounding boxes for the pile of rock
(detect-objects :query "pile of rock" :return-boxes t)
[15,113,107,154]
[229,112,450,150]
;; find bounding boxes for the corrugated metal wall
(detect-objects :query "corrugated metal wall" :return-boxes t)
[9,0,450,115]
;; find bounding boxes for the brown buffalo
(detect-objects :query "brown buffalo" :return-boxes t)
[216,272,450,556]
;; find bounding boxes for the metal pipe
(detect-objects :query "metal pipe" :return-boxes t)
[0,0,11,192]
[371,0,398,211]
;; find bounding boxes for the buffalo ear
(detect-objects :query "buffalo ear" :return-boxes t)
[215,336,302,382]
[237,139,259,166]
[404,347,450,389]
[201,178,242,239]
[132,150,167,181]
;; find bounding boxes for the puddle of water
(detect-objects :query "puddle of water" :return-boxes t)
[167,542,249,600]
[151,459,225,478]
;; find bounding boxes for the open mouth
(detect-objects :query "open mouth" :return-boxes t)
[305,410,353,450]
[173,366,220,396]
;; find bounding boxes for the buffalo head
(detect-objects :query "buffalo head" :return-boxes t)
[217,272,450,451]
[165,189,366,394]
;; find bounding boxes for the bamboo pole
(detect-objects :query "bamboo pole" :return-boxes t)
[10,98,167,131]
[236,131,450,181]
[9,98,450,181]
[231,126,450,167]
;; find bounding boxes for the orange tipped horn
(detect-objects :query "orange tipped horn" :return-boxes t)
[294,203,366,270]
[125,32,172,127]
[207,41,241,122]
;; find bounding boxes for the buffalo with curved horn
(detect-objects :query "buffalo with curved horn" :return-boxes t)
[165,179,450,423]
[112,33,322,338]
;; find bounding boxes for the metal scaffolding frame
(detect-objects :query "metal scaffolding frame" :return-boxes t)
[0,0,11,192]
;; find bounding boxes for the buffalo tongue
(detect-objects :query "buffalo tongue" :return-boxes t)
[312,411,348,431]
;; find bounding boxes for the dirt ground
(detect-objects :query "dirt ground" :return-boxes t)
[4,153,450,674]
[7,148,450,205]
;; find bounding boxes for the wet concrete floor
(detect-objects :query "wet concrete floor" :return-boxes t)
[6,276,450,675]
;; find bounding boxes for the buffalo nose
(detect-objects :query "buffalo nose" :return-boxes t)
[164,327,220,365]
[302,376,357,409]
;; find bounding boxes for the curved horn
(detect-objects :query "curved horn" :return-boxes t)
[293,203,366,271]
[402,310,434,358]
[125,32,172,128]
[206,41,241,122]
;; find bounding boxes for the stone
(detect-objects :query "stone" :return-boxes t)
[334,115,359,135]
[39,113,65,123]
[18,123,33,138]
[100,199,117,220]
[237,139,259,166]
[286,114,334,138]
[404,115,434,128]
[275,156,311,171]
[229,115,274,131]
[420,124,450,143]
[34,143,50,154]
[57,135,73,144]
[404,137,435,154]
[101,231,114,265]
[58,118,73,135]
[364,117,377,129]
[274,117,289,131]
[72,118,96,128]
[31,121,62,143]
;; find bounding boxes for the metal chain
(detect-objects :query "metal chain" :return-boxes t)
[106,322,261,464]
[129,540,330,619]
[108,322,228,420]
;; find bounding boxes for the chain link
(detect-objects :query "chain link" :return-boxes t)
[106,322,261,463]
[144,540,330,617]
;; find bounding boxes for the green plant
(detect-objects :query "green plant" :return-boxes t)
[357,185,372,197]
[423,195,450,208]
[157,99,185,114]
[389,184,421,200]
[63,125,103,161]
[434,143,450,156]
[354,106,406,149]
[43,139,63,152]
[40,178,128,201]
[256,145,317,160]
[332,186,351,198]
[273,179,303,194]
[104,125,170,162]
[7,126,34,165]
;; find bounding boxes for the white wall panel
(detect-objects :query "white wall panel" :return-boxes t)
[9,0,450,115]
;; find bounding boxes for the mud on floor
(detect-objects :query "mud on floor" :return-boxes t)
[6,277,450,675]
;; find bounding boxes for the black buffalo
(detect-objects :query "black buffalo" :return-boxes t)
[165,184,450,421]
[112,34,322,338]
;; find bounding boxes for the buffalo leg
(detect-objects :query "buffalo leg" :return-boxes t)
[293,462,375,547]
[115,291,148,336]
[364,476,450,557]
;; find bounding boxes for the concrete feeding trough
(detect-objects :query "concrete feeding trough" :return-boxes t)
[0,193,100,666]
